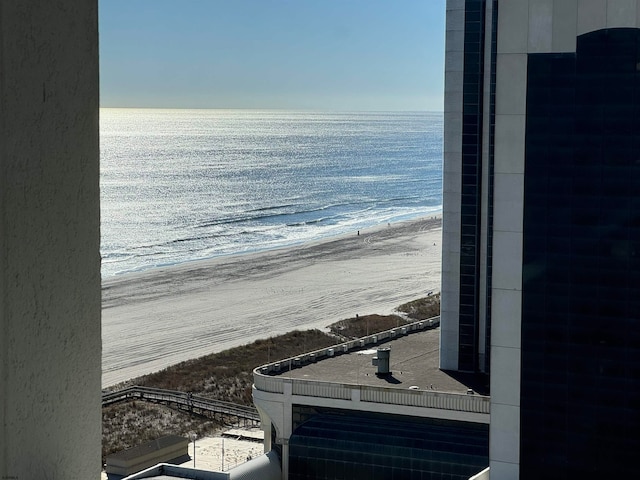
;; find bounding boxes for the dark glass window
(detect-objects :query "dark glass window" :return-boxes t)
[458,0,487,372]
[288,408,488,480]
[484,0,498,374]
[522,28,640,479]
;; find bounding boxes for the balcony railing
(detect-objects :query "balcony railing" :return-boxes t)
[253,318,490,415]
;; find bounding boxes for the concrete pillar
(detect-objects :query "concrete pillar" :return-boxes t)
[281,443,290,480]
[0,1,101,478]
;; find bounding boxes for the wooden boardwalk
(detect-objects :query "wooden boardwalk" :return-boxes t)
[102,385,260,426]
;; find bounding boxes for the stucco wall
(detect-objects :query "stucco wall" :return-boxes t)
[0,1,101,478]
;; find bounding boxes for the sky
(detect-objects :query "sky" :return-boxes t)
[99,0,445,111]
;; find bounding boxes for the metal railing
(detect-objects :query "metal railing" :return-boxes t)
[102,385,260,424]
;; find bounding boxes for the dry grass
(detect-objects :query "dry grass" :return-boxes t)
[131,329,336,404]
[397,293,441,320]
[102,401,220,461]
[326,295,441,339]
[327,314,407,339]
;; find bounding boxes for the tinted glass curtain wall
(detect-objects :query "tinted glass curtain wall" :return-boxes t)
[484,0,497,375]
[458,0,496,374]
[522,28,640,479]
[459,0,486,372]
[288,411,488,480]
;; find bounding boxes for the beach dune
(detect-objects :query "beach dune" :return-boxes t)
[102,216,442,387]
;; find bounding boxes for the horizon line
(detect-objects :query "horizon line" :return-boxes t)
[99,106,444,113]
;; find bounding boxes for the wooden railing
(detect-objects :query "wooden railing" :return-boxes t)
[102,385,260,424]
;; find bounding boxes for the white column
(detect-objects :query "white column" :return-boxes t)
[0,1,101,478]
[281,381,293,480]
[440,0,465,371]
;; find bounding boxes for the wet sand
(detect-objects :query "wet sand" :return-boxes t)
[102,216,442,387]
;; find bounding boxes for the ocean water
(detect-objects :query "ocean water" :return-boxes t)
[100,109,443,278]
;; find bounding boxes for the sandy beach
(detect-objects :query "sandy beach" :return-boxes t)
[102,216,442,387]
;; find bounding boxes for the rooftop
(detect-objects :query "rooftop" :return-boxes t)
[262,324,488,396]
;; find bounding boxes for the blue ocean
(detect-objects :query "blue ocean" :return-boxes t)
[100,109,443,278]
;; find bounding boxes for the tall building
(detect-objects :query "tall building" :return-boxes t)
[442,1,640,479]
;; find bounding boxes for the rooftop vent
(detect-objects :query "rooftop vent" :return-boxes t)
[372,347,391,375]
